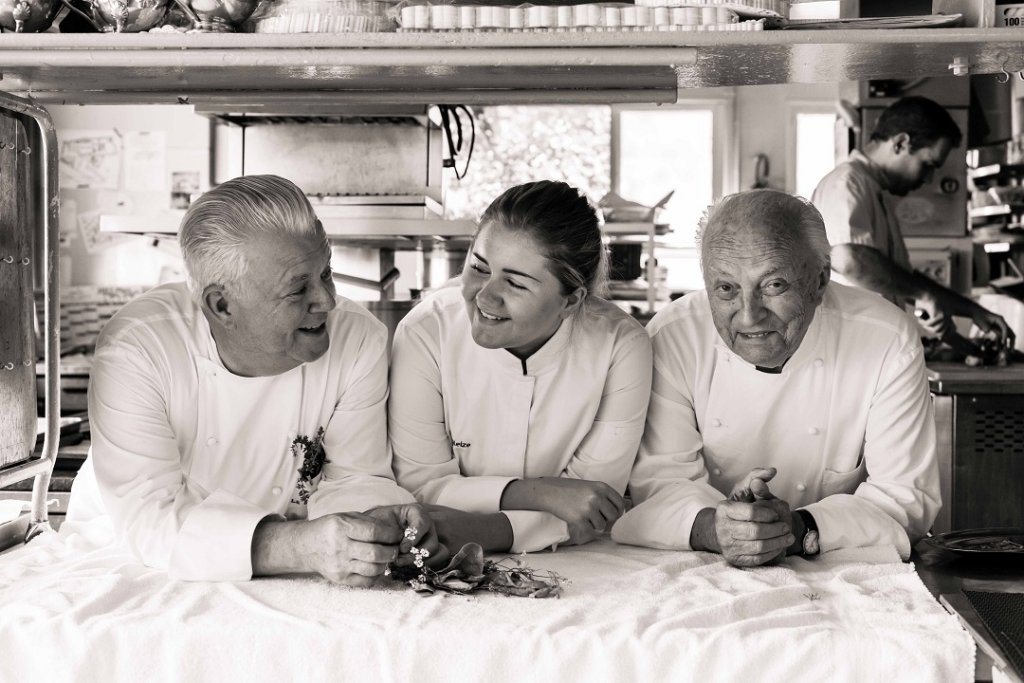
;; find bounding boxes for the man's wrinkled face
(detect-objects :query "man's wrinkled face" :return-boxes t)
[888,137,953,196]
[220,230,337,376]
[703,224,828,369]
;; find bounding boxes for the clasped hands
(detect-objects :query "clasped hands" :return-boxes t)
[710,467,800,568]
[304,503,449,587]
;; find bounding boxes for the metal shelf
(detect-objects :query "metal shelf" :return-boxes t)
[100,213,477,239]
[0,29,1022,105]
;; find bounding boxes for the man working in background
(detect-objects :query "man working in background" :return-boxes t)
[812,95,1014,349]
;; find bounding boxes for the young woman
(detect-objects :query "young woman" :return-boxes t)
[389,180,653,553]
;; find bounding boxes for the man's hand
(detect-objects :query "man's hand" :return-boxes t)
[364,503,449,569]
[296,512,405,586]
[712,497,794,567]
[501,477,625,546]
[970,305,1016,352]
[914,293,954,339]
[690,467,794,567]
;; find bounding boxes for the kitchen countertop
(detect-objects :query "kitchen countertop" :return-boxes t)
[928,362,1024,395]
[915,540,1024,683]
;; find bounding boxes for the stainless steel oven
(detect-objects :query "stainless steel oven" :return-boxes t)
[929,363,1024,533]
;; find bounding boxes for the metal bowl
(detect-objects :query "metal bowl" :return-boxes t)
[174,0,258,31]
[0,0,63,32]
[89,0,168,31]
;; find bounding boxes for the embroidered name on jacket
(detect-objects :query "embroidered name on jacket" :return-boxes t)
[452,441,471,448]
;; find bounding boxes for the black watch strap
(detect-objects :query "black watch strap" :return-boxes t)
[796,509,820,557]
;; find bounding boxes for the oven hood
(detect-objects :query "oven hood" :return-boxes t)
[103,107,476,244]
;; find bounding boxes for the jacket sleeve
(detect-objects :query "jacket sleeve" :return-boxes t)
[803,337,939,560]
[611,325,722,550]
[88,339,268,581]
[307,318,414,520]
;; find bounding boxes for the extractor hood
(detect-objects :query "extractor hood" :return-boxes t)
[102,106,477,243]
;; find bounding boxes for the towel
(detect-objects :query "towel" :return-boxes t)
[0,526,974,683]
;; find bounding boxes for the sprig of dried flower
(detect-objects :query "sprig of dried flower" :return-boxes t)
[386,527,566,599]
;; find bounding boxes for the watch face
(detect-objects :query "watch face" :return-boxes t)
[803,530,820,556]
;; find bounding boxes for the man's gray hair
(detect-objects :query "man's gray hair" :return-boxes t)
[178,175,323,300]
[696,189,831,272]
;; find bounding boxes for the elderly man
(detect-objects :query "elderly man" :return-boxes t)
[67,175,444,583]
[813,96,1013,348]
[611,189,939,566]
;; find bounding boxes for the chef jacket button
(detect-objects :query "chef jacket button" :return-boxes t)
[807,427,819,435]
[711,418,722,427]
[271,486,283,496]
[796,483,807,492]
[814,358,824,368]
[713,468,722,476]
[206,437,217,446]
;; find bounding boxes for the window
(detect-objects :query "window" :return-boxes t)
[442,106,610,222]
[612,99,735,291]
[788,107,837,200]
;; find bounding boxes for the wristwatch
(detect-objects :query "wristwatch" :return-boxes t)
[796,509,820,557]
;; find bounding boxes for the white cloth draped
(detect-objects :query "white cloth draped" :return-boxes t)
[0,523,972,683]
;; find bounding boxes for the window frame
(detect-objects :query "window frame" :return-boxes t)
[610,96,738,248]
[786,101,837,199]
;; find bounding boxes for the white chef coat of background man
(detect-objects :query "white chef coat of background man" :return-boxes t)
[612,189,939,566]
[390,180,652,554]
[67,175,444,583]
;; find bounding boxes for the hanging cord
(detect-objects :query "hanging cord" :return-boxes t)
[437,105,475,181]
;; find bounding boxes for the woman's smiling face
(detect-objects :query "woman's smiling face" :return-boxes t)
[461,222,575,359]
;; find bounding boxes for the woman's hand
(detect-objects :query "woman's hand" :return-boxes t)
[422,504,514,554]
[501,478,625,545]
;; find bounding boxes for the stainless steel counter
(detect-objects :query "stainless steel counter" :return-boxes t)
[928,362,1024,395]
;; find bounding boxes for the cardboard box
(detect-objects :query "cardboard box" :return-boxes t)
[996,3,1024,26]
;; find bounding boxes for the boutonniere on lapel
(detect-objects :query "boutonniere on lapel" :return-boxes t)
[290,426,328,505]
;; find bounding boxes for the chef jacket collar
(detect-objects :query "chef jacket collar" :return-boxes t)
[490,314,575,377]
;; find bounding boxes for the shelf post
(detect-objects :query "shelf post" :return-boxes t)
[0,91,60,538]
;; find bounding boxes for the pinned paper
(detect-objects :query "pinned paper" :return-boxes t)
[59,130,121,190]
[123,131,166,192]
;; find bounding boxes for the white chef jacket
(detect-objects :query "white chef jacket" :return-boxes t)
[67,282,413,581]
[812,150,911,304]
[611,282,939,560]
[389,284,653,553]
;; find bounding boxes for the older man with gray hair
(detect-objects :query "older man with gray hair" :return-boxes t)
[612,189,939,566]
[68,175,445,583]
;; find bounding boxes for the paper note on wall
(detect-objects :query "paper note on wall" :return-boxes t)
[123,131,166,192]
[79,205,128,255]
[59,130,121,190]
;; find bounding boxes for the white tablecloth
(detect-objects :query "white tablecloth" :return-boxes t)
[0,524,974,683]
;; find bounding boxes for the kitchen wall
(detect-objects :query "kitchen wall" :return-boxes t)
[49,104,209,288]
[732,82,840,193]
[50,83,841,295]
